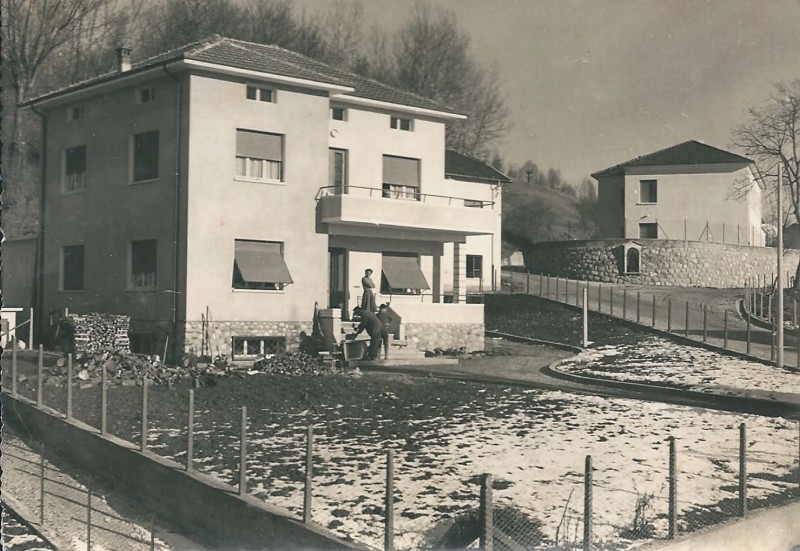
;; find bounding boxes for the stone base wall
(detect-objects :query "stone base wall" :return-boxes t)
[523,239,799,288]
[404,323,485,352]
[181,321,313,357]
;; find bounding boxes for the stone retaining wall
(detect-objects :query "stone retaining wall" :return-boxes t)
[523,239,799,288]
[404,323,485,352]
[182,321,313,357]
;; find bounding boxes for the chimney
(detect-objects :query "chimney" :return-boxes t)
[116,47,132,72]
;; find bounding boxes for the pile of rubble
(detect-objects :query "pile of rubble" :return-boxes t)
[67,314,130,354]
[251,351,336,376]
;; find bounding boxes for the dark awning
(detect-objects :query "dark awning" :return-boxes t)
[234,240,293,284]
[382,255,429,290]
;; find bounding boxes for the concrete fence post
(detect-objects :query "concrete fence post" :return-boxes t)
[87,477,92,551]
[187,390,194,471]
[584,455,592,551]
[723,310,728,348]
[739,423,747,517]
[583,287,589,348]
[575,279,580,306]
[668,437,677,539]
[702,305,708,343]
[623,289,628,320]
[101,359,108,435]
[539,273,543,296]
[304,425,314,523]
[771,319,776,362]
[479,473,494,551]
[526,272,530,295]
[746,318,752,355]
[385,449,395,551]
[556,277,560,303]
[610,287,614,316]
[239,406,248,495]
[652,295,657,328]
[685,301,690,338]
[546,274,551,298]
[797,326,800,371]
[667,299,672,332]
[67,354,73,421]
[141,378,149,453]
[566,277,570,302]
[597,284,602,312]
[12,337,18,397]
[636,291,641,323]
[29,307,34,350]
[150,514,156,551]
[794,299,797,328]
[40,444,45,525]
[37,345,44,407]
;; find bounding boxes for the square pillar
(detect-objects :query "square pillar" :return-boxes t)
[433,255,442,303]
[453,242,467,303]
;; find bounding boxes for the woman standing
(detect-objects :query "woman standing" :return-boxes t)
[361,269,377,313]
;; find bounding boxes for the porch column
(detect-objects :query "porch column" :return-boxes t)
[433,255,442,303]
[453,242,467,303]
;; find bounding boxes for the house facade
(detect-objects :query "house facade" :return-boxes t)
[593,140,763,246]
[25,37,503,360]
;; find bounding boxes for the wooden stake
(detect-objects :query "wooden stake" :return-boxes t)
[610,287,614,316]
[623,289,627,319]
[667,299,672,332]
[37,345,44,407]
[597,283,602,312]
[739,423,747,517]
[384,449,395,551]
[101,359,108,435]
[187,390,194,471]
[12,337,18,397]
[239,406,247,495]
[702,305,708,342]
[87,478,92,551]
[685,301,690,338]
[636,291,641,323]
[746,317,752,355]
[652,295,657,328]
[582,287,589,348]
[526,272,530,295]
[40,444,45,525]
[67,354,73,421]
[723,310,728,348]
[29,307,34,350]
[584,455,592,551]
[539,273,543,296]
[304,425,314,523]
[480,474,494,551]
[668,437,677,539]
[141,378,149,453]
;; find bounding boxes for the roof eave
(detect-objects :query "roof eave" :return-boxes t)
[445,172,511,184]
[333,94,466,120]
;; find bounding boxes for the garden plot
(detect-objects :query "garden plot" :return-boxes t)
[143,387,798,550]
[559,335,800,398]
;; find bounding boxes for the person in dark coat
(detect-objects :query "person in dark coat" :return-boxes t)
[376,304,393,359]
[352,306,382,360]
[361,269,377,313]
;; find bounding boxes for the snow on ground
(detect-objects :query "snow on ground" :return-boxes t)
[146,389,798,550]
[559,336,800,397]
[1,507,54,551]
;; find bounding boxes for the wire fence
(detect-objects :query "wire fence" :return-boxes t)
[4,345,799,550]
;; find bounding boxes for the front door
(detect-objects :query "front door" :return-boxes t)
[329,248,348,319]
[329,148,347,194]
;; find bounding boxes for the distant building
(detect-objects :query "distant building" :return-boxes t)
[592,140,763,246]
[22,36,505,359]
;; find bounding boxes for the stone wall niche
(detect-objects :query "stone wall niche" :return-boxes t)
[623,241,642,274]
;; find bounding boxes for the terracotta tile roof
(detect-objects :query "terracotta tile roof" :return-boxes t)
[24,36,460,115]
[444,149,511,183]
[591,140,753,179]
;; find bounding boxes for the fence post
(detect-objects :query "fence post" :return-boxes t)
[101,359,108,435]
[583,287,589,348]
[546,274,550,298]
[702,305,708,343]
[37,345,44,407]
[29,307,34,349]
[668,437,677,539]
[151,514,156,551]
[66,354,73,421]
[797,326,800,371]
[141,378,149,453]
[239,406,248,495]
[723,310,728,348]
[479,473,493,551]
[739,423,747,517]
[539,273,543,296]
[794,299,797,328]
[597,284,602,312]
[623,289,627,320]
[575,279,580,306]
[556,277,560,302]
[12,337,18,397]
[746,317,752,355]
[771,319,776,362]
[187,389,194,471]
[87,477,92,551]
[685,302,690,338]
[584,455,592,551]
[667,299,672,332]
[610,287,614,316]
[40,444,45,524]
[385,449,395,551]
[652,295,657,328]
[636,291,641,323]
[565,277,570,302]
[526,272,530,295]
[304,425,314,523]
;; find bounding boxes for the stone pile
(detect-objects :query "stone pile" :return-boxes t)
[251,351,334,375]
[68,313,130,354]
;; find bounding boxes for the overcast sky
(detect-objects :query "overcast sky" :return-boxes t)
[296,0,800,184]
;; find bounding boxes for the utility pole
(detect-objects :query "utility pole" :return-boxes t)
[777,166,784,368]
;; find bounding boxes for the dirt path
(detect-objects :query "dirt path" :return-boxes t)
[1,429,205,551]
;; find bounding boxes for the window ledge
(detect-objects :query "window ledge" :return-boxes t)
[636,202,657,205]
[232,288,285,294]
[129,178,160,186]
[233,176,285,186]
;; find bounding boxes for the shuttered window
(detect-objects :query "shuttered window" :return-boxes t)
[236,130,283,182]
[233,240,293,290]
[382,155,420,200]
[381,253,429,295]
[130,240,157,288]
[64,146,87,192]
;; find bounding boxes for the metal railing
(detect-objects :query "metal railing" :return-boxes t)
[315,185,495,209]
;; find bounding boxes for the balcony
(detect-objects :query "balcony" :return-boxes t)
[316,185,498,240]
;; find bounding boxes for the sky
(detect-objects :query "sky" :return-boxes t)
[294,0,800,184]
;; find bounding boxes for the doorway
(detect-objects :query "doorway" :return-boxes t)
[329,148,348,194]
[329,247,348,319]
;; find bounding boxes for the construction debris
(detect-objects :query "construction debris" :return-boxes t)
[67,314,130,354]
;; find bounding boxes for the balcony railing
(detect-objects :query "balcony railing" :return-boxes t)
[316,185,495,209]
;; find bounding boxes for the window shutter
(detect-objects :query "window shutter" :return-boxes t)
[383,156,420,187]
[236,130,282,161]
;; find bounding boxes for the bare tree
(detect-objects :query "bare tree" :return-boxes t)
[321,0,365,70]
[732,79,800,285]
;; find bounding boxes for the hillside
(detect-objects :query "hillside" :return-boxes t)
[502,179,590,248]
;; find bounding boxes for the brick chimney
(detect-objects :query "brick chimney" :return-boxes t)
[116,47,132,72]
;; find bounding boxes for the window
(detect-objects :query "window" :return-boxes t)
[331,107,347,121]
[67,106,84,121]
[639,179,657,203]
[380,252,429,295]
[390,116,412,131]
[639,223,658,239]
[61,245,85,291]
[382,155,420,200]
[132,130,159,182]
[232,240,293,290]
[464,199,485,208]
[246,85,274,103]
[232,336,286,360]
[64,146,87,192]
[235,129,283,182]
[130,239,157,288]
[466,255,483,279]
[138,87,156,104]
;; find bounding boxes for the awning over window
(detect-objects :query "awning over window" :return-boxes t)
[383,155,420,187]
[382,255,429,290]
[236,130,283,161]
[234,240,293,284]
